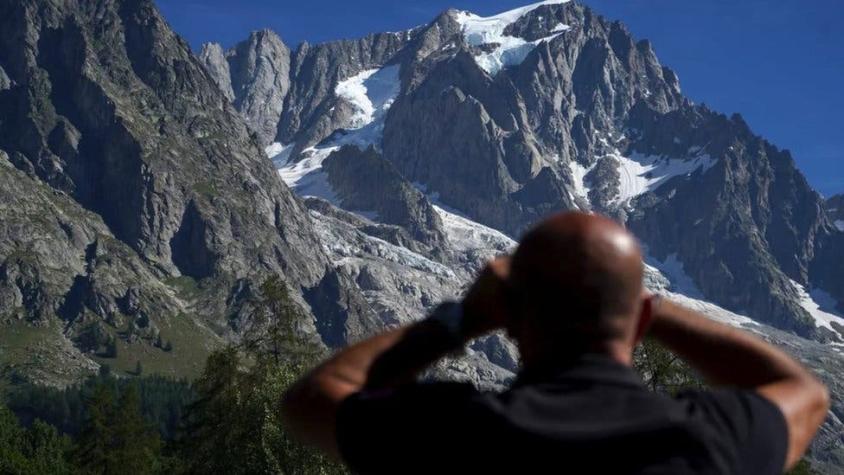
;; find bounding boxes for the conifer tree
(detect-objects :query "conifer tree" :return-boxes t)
[74,383,116,473]
[111,385,161,474]
[178,276,345,474]
[74,382,162,474]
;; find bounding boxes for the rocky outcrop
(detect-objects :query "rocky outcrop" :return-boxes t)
[208,0,842,340]
[625,105,829,337]
[198,43,234,101]
[200,30,292,145]
[278,33,410,154]
[0,0,377,378]
[827,194,844,227]
[381,3,682,236]
[0,64,10,91]
[323,145,447,249]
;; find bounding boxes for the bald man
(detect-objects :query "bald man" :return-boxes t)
[282,212,829,474]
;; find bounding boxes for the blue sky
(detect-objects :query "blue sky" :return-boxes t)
[156,0,844,197]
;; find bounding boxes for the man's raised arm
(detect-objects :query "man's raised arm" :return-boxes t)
[646,297,830,471]
[279,258,510,458]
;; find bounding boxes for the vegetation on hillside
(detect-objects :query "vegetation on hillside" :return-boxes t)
[0,280,821,474]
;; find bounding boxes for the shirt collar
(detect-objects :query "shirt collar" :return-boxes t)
[513,353,646,390]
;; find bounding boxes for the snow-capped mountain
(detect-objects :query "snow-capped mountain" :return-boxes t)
[199,1,844,468]
[203,0,842,340]
[0,0,841,470]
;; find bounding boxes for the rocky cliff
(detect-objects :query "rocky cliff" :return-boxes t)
[1,0,843,470]
[202,1,844,468]
[206,0,843,340]
[0,0,380,383]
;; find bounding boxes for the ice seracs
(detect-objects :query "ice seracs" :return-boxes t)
[453,0,571,75]
[646,252,705,300]
[434,205,515,257]
[413,182,516,258]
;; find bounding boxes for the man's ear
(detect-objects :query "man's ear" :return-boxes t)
[633,296,654,345]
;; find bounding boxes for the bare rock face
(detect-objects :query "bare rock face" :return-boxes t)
[198,43,234,101]
[0,0,378,375]
[3,0,844,467]
[322,145,447,249]
[199,30,291,146]
[381,3,682,237]
[624,105,829,338]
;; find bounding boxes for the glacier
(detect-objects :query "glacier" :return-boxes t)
[453,0,571,75]
[270,64,402,208]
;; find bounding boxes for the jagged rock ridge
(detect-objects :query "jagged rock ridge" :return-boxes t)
[0,0,842,470]
[0,0,380,383]
[207,0,844,341]
[203,1,844,468]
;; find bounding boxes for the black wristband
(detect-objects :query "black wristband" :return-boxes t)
[425,301,466,351]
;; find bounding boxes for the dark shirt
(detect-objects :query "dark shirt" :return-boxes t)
[336,355,788,474]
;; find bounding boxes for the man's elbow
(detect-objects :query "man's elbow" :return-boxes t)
[799,374,831,434]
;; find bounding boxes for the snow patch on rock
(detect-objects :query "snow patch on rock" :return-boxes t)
[791,280,844,339]
[835,220,844,231]
[568,160,595,203]
[335,65,401,129]
[613,151,717,206]
[265,142,294,167]
[273,64,402,206]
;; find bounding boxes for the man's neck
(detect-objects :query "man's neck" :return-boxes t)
[519,340,633,372]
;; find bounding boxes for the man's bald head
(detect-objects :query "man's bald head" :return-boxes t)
[508,212,645,354]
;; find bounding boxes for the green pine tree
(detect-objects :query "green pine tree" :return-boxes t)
[787,459,820,475]
[111,385,161,474]
[74,382,117,473]
[242,275,321,367]
[633,338,703,394]
[21,420,74,475]
[0,403,30,473]
[74,381,162,474]
[0,404,73,475]
[178,276,345,474]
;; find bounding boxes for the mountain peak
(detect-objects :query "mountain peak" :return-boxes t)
[447,0,573,75]
[451,0,572,23]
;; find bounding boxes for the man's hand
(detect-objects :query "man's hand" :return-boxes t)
[281,257,512,458]
[461,256,511,340]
